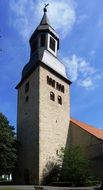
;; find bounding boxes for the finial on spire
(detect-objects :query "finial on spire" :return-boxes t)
[44,3,49,13]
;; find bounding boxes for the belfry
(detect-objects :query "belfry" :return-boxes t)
[16,6,71,184]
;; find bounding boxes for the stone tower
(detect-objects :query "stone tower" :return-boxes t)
[16,6,71,185]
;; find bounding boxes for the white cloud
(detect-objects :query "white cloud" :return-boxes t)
[37,0,76,38]
[9,0,76,40]
[9,0,36,39]
[63,55,78,81]
[77,14,88,25]
[78,78,93,88]
[63,54,103,89]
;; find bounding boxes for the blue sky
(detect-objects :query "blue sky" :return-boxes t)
[0,0,103,130]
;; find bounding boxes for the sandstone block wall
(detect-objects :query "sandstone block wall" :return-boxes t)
[16,63,70,185]
[68,121,103,179]
[39,64,70,183]
[17,67,39,184]
[69,121,102,158]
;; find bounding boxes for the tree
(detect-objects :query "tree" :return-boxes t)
[57,146,92,186]
[43,146,94,186]
[0,112,17,175]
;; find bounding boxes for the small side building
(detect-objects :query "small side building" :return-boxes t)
[69,118,103,179]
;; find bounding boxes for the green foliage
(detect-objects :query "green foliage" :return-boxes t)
[58,146,90,186]
[43,146,95,186]
[0,112,17,175]
[43,162,60,185]
[0,189,18,190]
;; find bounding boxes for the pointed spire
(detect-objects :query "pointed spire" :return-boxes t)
[40,4,50,25]
[30,3,59,49]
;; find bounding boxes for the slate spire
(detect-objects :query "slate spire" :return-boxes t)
[40,4,50,25]
[19,3,68,83]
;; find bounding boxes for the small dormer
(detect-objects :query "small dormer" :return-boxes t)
[29,5,59,57]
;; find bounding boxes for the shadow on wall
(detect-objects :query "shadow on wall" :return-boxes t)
[42,160,60,185]
[24,169,30,185]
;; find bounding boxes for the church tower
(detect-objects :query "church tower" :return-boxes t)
[16,6,71,185]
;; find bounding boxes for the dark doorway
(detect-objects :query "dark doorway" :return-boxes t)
[24,169,30,184]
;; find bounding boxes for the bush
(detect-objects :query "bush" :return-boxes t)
[58,146,91,186]
[43,146,98,186]
[43,162,60,185]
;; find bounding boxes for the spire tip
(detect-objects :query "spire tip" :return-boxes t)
[43,3,49,13]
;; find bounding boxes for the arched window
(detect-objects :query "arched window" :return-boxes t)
[58,96,62,105]
[50,92,55,101]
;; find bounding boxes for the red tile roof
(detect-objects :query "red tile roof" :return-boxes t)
[70,118,103,140]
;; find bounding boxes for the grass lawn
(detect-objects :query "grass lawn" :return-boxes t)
[0,189,18,190]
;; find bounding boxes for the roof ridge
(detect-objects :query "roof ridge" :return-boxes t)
[70,118,103,140]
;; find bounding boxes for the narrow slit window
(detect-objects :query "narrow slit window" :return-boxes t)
[25,96,29,103]
[47,76,51,85]
[25,82,29,93]
[31,39,38,53]
[61,85,65,93]
[49,37,55,52]
[40,34,45,47]
[58,96,62,105]
[50,92,55,101]
[47,76,55,88]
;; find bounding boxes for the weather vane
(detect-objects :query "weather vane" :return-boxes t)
[44,3,49,12]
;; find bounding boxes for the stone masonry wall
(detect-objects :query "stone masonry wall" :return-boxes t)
[39,65,70,183]
[68,121,103,179]
[69,121,102,158]
[17,67,39,184]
